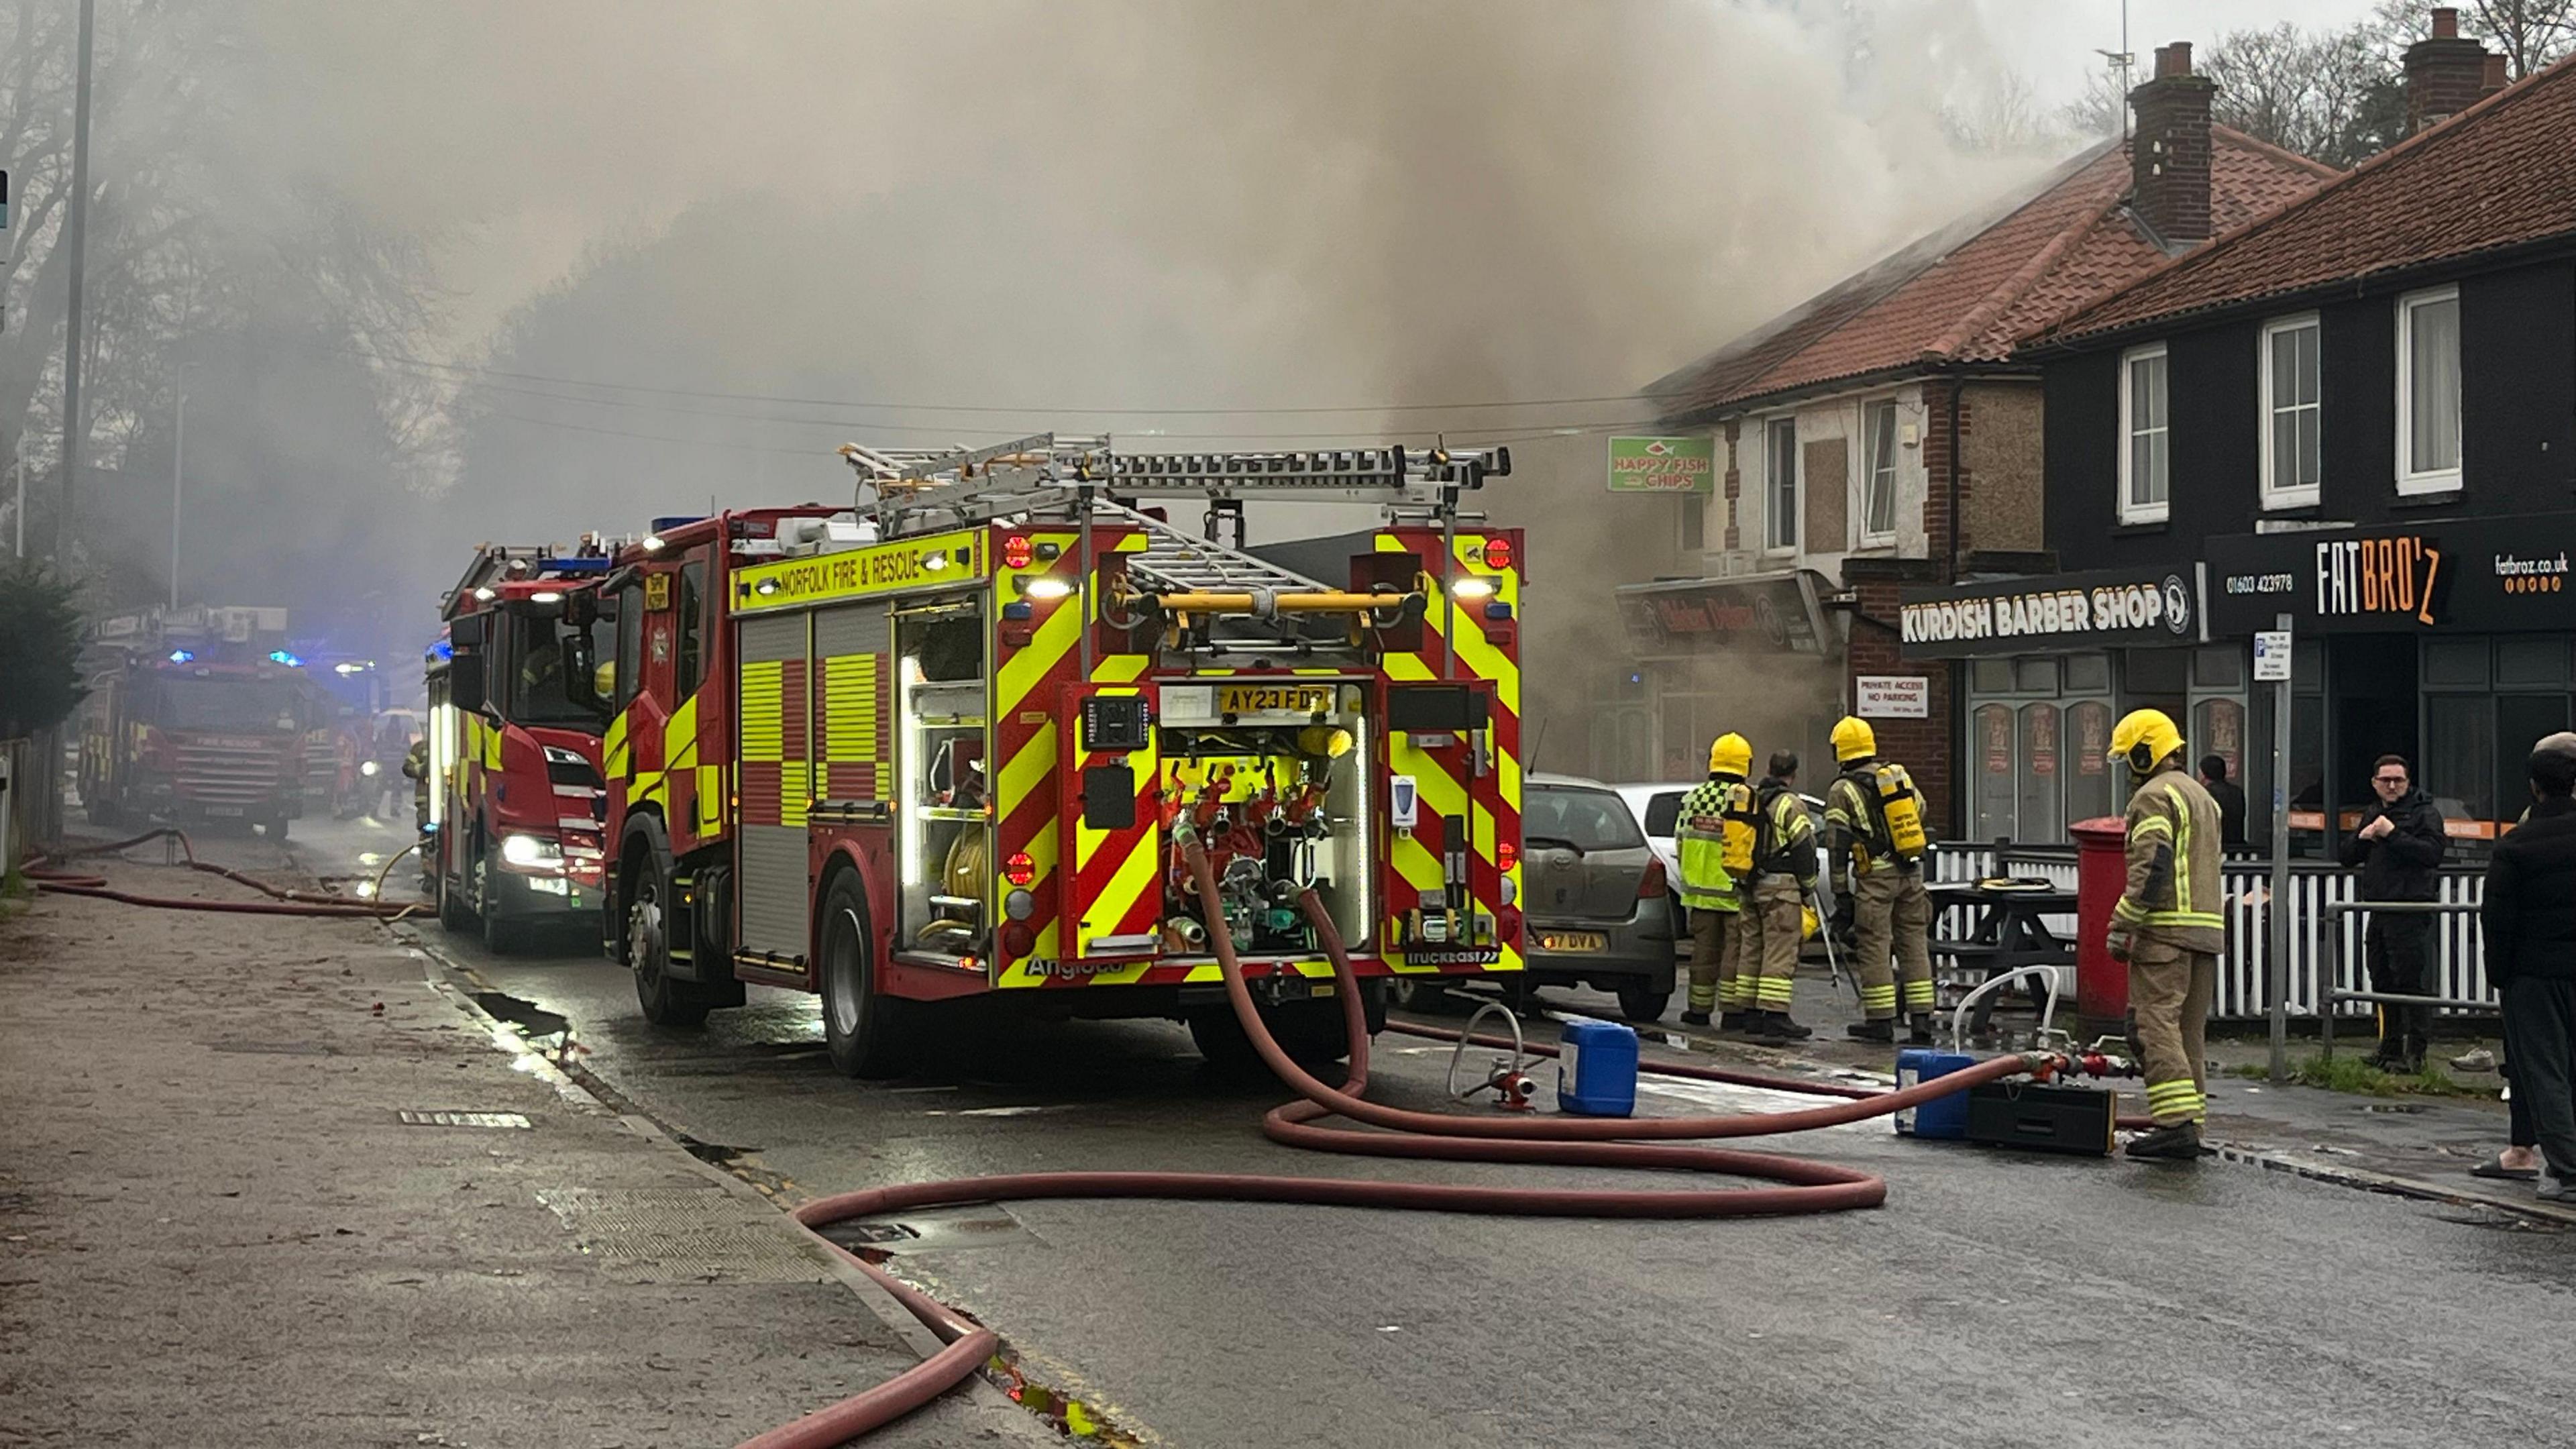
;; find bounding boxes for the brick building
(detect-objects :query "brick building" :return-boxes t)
[1609,43,2334,836]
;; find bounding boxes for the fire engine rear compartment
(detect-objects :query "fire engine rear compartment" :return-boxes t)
[728,581,1385,995]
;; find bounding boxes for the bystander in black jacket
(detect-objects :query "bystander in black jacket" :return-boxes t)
[2339,789,2447,901]
[2204,775,2248,848]
[2481,796,2576,985]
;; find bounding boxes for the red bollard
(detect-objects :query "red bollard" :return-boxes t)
[2070,816,2131,1042]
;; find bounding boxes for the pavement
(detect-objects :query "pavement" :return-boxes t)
[0,828,1044,1449]
[9,813,2576,1448]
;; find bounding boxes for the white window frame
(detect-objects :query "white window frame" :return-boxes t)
[1763,414,1799,555]
[2117,342,2170,525]
[2396,284,2463,496]
[1860,398,1900,547]
[2259,313,2322,510]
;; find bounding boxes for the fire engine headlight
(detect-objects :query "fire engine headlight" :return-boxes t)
[1449,576,1497,601]
[1018,574,1075,600]
[360,759,380,777]
[500,833,563,869]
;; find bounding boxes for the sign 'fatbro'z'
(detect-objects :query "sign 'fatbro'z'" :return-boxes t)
[2206,515,2576,636]
[1898,568,2199,658]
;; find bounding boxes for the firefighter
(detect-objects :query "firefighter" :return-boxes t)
[1676,733,1753,1028]
[1736,749,1817,1042]
[2106,707,2226,1162]
[1825,717,1936,1046]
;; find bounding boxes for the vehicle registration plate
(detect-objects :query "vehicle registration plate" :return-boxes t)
[1217,684,1334,717]
[206,805,245,818]
[1537,931,1607,953]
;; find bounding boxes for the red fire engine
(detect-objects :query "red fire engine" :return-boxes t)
[598,435,1526,1075]
[78,608,315,837]
[423,544,617,951]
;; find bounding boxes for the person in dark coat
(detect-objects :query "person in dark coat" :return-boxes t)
[2478,734,2576,1201]
[2339,753,2449,1071]
[2199,754,2249,849]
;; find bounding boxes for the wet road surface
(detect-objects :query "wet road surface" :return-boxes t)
[279,812,2576,1448]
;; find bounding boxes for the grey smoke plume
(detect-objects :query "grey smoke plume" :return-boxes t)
[254,1,2058,700]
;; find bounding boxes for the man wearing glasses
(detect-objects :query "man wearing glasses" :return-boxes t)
[2340,754,2450,1073]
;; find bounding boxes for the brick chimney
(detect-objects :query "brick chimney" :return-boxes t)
[2129,42,2216,246]
[2407,8,2497,133]
[2483,52,2511,97]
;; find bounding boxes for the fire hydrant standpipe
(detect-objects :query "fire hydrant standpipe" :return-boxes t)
[743,839,2049,1449]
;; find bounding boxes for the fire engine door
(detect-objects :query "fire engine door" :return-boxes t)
[1058,682,1161,961]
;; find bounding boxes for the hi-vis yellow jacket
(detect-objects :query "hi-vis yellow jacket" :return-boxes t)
[2116,764,2226,954]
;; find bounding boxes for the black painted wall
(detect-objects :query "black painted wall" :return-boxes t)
[2046,256,2576,571]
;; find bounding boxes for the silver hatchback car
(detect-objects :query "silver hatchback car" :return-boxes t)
[1518,773,1680,1023]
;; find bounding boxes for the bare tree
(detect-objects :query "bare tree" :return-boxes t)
[2372,0,2576,78]
[2202,22,2408,168]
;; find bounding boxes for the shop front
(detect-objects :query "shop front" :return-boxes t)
[2208,513,2576,851]
[1610,571,1837,784]
[1900,566,2236,845]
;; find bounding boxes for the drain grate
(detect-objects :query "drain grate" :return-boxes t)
[535,1187,834,1283]
[817,1201,1039,1255]
[398,1110,532,1129]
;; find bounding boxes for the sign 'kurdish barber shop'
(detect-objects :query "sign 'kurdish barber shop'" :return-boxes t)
[1898,568,2201,659]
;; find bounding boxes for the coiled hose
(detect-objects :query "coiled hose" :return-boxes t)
[23,827,423,919]
[742,837,2050,1448]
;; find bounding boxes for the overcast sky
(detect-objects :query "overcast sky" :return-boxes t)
[1966,0,2387,100]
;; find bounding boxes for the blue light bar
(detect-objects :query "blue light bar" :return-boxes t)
[535,556,613,575]
[431,638,455,661]
[268,649,304,667]
[168,649,194,663]
[649,515,703,535]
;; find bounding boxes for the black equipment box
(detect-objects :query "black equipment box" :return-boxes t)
[1966,1081,2117,1157]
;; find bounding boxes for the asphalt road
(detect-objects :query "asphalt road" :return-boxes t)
[280,812,2576,1449]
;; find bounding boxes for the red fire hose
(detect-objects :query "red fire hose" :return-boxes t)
[23,827,421,918]
[743,837,2055,1449]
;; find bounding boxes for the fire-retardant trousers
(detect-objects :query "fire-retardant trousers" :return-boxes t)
[1851,868,1935,1020]
[2127,941,2216,1126]
[1744,879,1805,1016]
[1686,906,1739,1014]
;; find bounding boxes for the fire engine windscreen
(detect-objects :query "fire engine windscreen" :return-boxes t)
[156,676,304,734]
[1157,682,1368,956]
[499,600,619,729]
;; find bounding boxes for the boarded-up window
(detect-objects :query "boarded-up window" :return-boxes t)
[1803,436,1847,554]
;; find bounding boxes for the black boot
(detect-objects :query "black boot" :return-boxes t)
[1679,1010,1711,1027]
[2400,1032,2430,1075]
[1907,1014,1937,1046]
[2125,1122,2204,1161]
[1768,1012,1814,1042]
[1845,1018,1895,1043]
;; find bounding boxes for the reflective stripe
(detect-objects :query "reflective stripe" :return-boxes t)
[2114,897,2149,924]
[1903,979,1937,1009]
[2130,816,2174,840]
[2146,910,2226,928]
[1756,977,1795,1005]
[2165,783,2196,915]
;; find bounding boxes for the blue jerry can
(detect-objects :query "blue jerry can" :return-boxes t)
[1894,1049,1978,1139]
[1557,1017,1638,1118]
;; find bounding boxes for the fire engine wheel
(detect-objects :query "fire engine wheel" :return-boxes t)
[1191,982,1384,1073]
[437,868,475,933]
[818,872,909,1079]
[629,857,714,1029]
[475,859,520,956]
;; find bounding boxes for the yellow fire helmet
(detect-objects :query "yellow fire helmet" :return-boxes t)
[2108,707,2186,773]
[1707,732,1752,777]
[1830,716,1876,763]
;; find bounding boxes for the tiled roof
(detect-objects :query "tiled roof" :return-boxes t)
[1647,128,2337,421]
[2034,56,2576,345]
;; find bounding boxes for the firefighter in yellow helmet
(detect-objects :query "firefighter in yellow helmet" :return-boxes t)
[1825,716,1936,1046]
[1735,749,1817,1042]
[1676,733,1754,1028]
[2108,707,2225,1161]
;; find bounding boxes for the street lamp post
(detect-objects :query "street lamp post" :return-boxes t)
[170,392,184,608]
